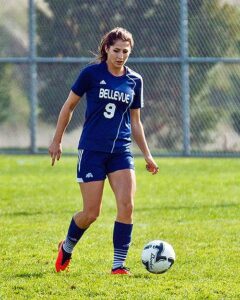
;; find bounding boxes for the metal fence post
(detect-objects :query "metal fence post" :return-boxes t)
[29,0,37,153]
[180,0,190,156]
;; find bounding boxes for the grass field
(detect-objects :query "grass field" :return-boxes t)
[0,155,240,300]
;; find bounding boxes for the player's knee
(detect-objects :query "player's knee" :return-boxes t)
[85,211,100,225]
[119,201,134,216]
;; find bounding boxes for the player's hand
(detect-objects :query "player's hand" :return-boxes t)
[48,141,62,166]
[145,155,159,175]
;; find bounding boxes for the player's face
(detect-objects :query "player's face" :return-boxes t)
[106,40,131,71]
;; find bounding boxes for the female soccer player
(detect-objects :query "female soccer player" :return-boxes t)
[49,27,159,275]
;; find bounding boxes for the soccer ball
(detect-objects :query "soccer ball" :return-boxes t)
[141,240,176,274]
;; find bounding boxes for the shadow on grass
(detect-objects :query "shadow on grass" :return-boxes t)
[135,202,239,212]
[1,211,43,217]
[0,210,74,217]
[131,273,152,279]
[14,272,44,279]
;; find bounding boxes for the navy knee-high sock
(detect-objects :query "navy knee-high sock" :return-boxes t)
[112,221,133,269]
[63,218,86,254]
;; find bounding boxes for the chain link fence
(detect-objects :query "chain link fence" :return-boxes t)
[0,0,240,156]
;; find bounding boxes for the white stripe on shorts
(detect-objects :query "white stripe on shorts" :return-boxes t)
[77,149,84,182]
[76,149,84,183]
[78,149,84,172]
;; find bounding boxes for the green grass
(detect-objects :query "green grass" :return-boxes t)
[0,155,240,300]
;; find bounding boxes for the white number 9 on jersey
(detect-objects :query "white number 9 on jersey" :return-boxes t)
[104,103,116,119]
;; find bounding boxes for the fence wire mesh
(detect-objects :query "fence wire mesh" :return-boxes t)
[0,0,240,156]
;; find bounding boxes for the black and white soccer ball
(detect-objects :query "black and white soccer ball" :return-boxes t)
[141,240,176,274]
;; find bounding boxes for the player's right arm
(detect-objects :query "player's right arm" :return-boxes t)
[48,91,81,166]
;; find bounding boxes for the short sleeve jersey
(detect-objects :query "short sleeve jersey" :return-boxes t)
[71,61,144,153]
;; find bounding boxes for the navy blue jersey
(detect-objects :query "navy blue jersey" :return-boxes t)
[71,61,144,153]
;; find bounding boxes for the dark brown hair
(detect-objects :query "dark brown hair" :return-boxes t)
[97,27,134,62]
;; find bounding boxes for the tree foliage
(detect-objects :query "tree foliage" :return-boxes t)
[37,0,240,148]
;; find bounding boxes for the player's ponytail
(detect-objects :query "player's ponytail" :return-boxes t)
[97,27,134,62]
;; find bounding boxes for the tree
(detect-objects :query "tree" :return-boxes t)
[37,0,240,149]
[189,1,239,96]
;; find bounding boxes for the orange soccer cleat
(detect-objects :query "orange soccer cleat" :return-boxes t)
[55,241,72,272]
[111,266,131,275]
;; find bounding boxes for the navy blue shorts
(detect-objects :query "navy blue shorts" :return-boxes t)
[76,149,135,183]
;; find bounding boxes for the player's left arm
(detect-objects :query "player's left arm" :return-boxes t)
[130,108,159,175]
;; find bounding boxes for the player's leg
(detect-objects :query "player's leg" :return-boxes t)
[63,180,104,252]
[74,181,104,228]
[108,169,136,274]
[56,181,104,272]
[107,152,136,274]
[55,149,106,272]
[108,168,136,223]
